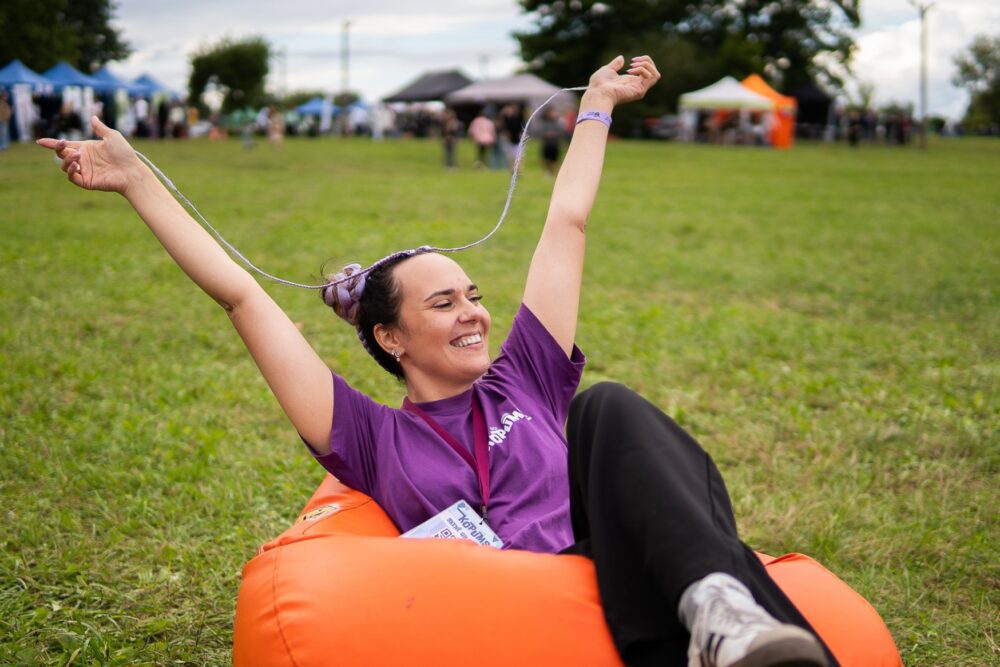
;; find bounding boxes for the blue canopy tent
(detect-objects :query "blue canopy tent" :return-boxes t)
[0,60,53,142]
[90,66,152,133]
[133,73,179,99]
[295,96,340,116]
[41,61,109,91]
[92,66,151,96]
[0,59,53,87]
[40,61,109,139]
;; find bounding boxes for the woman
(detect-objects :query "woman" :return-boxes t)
[39,56,831,667]
[467,107,496,168]
[537,106,564,177]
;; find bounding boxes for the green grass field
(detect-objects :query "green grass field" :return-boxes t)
[1,134,997,665]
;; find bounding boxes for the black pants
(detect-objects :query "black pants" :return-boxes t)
[565,382,838,666]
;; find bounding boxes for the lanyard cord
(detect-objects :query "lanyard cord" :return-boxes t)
[403,392,491,522]
[133,86,588,292]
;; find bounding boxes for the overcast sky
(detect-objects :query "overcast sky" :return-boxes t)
[111,0,1000,119]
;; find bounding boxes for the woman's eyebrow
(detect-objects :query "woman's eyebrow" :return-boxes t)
[423,288,456,302]
[423,284,478,302]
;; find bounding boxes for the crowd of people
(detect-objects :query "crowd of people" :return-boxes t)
[458,103,574,174]
[12,87,953,177]
[842,108,917,146]
[15,93,570,172]
[0,77,589,173]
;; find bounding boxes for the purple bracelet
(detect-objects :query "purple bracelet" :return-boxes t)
[576,110,612,129]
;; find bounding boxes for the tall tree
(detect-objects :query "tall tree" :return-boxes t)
[0,0,130,72]
[66,0,131,72]
[515,0,859,131]
[189,38,270,113]
[952,34,1000,134]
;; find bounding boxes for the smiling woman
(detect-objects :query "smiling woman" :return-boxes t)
[323,251,493,402]
[35,53,899,666]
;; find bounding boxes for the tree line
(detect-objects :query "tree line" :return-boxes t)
[2,0,997,135]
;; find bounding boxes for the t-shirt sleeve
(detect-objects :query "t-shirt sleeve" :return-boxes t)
[489,304,586,423]
[306,373,386,495]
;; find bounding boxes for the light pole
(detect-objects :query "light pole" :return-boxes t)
[909,0,934,149]
[341,19,352,95]
[340,19,352,136]
[275,45,287,100]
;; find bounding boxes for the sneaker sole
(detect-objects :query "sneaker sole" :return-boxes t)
[730,628,828,667]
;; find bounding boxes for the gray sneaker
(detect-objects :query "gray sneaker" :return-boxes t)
[680,573,828,667]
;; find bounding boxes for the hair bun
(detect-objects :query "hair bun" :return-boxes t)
[322,263,367,326]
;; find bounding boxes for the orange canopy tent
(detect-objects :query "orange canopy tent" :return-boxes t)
[741,74,797,149]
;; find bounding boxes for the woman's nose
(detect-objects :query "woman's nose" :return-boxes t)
[457,298,479,321]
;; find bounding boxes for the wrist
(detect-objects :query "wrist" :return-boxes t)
[579,90,615,113]
[122,161,155,200]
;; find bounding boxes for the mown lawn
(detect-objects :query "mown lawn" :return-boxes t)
[1,133,997,665]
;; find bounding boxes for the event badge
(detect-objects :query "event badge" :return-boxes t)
[401,500,504,549]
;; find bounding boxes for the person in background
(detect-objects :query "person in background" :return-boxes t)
[372,104,395,141]
[169,102,186,139]
[468,109,496,169]
[498,103,524,171]
[267,107,285,149]
[241,120,256,151]
[157,99,169,140]
[58,102,83,141]
[0,90,11,151]
[440,109,460,171]
[537,107,563,177]
[135,97,150,138]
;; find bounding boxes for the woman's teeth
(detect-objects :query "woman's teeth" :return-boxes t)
[452,333,482,348]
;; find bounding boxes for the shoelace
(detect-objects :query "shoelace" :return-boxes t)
[691,584,776,666]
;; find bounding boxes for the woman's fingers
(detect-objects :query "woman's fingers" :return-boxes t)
[37,137,83,157]
[61,158,76,175]
[68,164,86,188]
[628,58,658,79]
[625,58,660,95]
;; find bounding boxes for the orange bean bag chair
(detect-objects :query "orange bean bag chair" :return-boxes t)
[234,475,901,666]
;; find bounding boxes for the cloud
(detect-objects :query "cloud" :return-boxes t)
[112,0,532,100]
[850,0,1000,118]
[111,0,999,117]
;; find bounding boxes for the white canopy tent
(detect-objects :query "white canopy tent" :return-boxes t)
[678,76,775,142]
[678,76,774,110]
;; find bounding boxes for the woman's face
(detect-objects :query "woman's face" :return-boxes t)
[385,253,492,394]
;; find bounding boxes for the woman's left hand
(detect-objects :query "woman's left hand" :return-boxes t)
[586,55,661,107]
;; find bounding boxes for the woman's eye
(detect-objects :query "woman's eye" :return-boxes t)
[433,301,451,309]
[470,295,483,303]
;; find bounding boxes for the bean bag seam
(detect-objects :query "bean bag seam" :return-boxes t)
[271,543,301,667]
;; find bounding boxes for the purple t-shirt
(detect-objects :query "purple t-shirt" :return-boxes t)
[313,304,585,553]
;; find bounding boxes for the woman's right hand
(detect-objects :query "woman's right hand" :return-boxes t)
[37,116,144,195]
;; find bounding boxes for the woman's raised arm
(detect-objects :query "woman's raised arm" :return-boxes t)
[522,55,660,355]
[38,118,336,452]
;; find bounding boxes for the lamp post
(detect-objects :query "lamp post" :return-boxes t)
[341,20,352,94]
[340,19,352,136]
[909,0,934,149]
[271,45,287,100]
